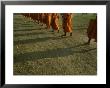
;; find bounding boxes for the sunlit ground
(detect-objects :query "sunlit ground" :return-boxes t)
[14,14,97,75]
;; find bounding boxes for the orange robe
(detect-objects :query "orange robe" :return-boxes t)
[51,13,59,31]
[87,19,97,41]
[62,13,73,32]
[45,13,52,29]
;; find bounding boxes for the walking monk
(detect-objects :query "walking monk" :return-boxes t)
[62,13,73,36]
[87,16,97,44]
[45,13,52,29]
[51,13,59,32]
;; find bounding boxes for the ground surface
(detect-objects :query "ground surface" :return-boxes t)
[14,14,97,75]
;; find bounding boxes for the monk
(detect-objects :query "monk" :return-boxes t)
[51,13,59,32]
[62,13,73,36]
[87,17,97,44]
[30,13,35,21]
[37,13,40,24]
[45,13,52,29]
[43,13,47,25]
[40,13,45,26]
[34,13,39,23]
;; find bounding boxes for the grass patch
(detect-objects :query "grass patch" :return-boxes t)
[14,13,97,75]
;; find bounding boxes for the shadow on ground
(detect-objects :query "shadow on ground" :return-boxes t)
[14,31,45,37]
[14,36,65,45]
[14,44,96,63]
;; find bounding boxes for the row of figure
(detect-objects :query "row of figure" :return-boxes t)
[22,13,73,36]
[21,13,97,44]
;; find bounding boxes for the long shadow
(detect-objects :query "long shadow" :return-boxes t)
[14,32,45,37]
[19,25,34,27]
[14,23,34,27]
[73,48,96,53]
[14,46,96,64]
[73,43,89,48]
[14,35,91,46]
[14,29,40,32]
[14,24,45,32]
[14,36,62,45]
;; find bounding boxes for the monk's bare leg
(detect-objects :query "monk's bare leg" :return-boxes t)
[87,38,91,44]
[70,32,72,36]
[57,26,59,33]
